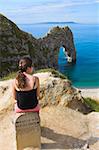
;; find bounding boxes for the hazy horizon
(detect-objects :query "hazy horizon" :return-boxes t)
[0,0,99,24]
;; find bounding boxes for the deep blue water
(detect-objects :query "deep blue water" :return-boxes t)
[18,23,99,88]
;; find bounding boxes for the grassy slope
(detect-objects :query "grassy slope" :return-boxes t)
[83,97,99,112]
[1,69,99,112]
[1,68,67,80]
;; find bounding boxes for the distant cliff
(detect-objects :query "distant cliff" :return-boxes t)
[0,14,76,77]
[35,21,77,24]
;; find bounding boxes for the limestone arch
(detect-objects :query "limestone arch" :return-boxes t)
[0,14,76,76]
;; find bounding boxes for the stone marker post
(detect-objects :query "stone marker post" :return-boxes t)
[15,112,41,150]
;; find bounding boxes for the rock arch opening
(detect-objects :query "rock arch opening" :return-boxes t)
[58,45,73,66]
[58,46,67,65]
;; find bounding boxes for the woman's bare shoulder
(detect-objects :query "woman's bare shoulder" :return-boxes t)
[12,78,16,85]
[33,75,39,81]
[33,76,40,85]
[12,79,18,90]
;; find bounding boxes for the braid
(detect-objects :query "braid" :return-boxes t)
[16,71,26,88]
[16,57,32,89]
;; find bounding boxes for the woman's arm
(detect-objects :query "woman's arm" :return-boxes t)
[36,77,40,100]
[12,79,17,103]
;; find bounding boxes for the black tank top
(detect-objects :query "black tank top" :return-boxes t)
[15,78,38,110]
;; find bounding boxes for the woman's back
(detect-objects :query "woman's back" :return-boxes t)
[12,57,40,112]
[15,74,38,109]
[14,73,37,91]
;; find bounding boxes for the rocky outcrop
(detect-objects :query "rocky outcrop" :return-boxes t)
[0,72,99,150]
[0,14,76,77]
[0,72,70,111]
[0,14,38,77]
[0,71,91,113]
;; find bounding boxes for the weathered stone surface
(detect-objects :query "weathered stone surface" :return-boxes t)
[0,14,76,77]
[0,72,99,150]
[0,72,90,114]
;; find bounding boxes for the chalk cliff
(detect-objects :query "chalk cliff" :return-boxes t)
[0,71,85,113]
[0,72,98,150]
[0,14,76,77]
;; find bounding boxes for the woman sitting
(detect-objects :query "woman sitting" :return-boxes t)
[12,56,40,113]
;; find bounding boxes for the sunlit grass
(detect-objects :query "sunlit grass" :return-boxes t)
[1,72,17,80]
[35,68,67,79]
[83,97,99,112]
[1,68,68,80]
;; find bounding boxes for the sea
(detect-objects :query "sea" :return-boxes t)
[18,23,99,88]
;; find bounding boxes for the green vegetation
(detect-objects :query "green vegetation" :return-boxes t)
[42,47,49,57]
[1,72,17,80]
[1,68,67,81]
[83,97,99,112]
[28,42,36,57]
[50,26,61,33]
[12,22,27,39]
[35,68,67,79]
[0,62,12,73]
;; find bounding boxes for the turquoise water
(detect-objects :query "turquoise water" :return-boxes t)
[18,23,99,88]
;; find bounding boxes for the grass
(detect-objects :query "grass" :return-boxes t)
[1,72,17,80]
[83,97,99,112]
[1,69,99,113]
[35,68,67,79]
[1,68,67,80]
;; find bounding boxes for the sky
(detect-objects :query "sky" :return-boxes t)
[0,0,99,24]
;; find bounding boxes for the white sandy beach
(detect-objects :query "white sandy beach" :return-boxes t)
[78,88,99,103]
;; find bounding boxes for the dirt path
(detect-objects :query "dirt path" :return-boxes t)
[0,107,99,150]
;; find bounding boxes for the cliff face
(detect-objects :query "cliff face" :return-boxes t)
[0,71,90,114]
[0,72,98,150]
[0,14,38,77]
[0,14,76,77]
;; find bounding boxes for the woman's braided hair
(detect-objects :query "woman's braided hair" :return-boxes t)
[16,57,32,89]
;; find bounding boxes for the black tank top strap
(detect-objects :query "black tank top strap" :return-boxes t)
[15,76,38,110]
